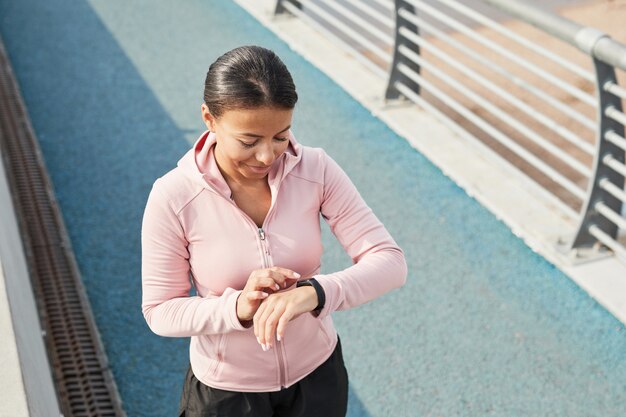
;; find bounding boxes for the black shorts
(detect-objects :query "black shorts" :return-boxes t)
[179,337,349,417]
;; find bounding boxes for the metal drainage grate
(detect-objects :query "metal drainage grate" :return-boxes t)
[0,35,125,416]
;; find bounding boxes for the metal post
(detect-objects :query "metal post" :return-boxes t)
[385,0,421,100]
[570,56,625,256]
[274,0,301,15]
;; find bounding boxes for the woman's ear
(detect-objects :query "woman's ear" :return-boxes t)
[201,103,216,131]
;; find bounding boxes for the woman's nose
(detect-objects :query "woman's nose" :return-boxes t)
[255,143,275,166]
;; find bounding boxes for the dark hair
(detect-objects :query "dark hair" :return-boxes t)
[204,45,298,118]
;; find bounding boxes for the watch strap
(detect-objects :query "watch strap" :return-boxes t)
[296,278,325,314]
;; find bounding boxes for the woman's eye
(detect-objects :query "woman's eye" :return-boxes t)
[239,136,287,148]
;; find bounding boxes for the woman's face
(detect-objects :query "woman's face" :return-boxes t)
[202,104,293,184]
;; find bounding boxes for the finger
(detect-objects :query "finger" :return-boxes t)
[283,276,300,288]
[253,302,267,344]
[276,310,293,342]
[256,301,277,348]
[264,301,287,347]
[264,310,281,348]
[267,270,299,289]
[253,276,281,292]
[266,271,287,289]
[245,291,269,301]
[270,267,301,281]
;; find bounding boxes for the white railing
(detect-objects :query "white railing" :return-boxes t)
[274,0,626,264]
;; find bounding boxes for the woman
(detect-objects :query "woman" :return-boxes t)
[141,45,407,417]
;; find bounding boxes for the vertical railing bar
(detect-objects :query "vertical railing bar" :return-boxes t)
[398,26,595,156]
[385,0,421,100]
[405,0,597,107]
[431,0,594,82]
[393,80,581,218]
[398,44,593,177]
[570,56,624,251]
[396,62,588,200]
[280,1,389,78]
[398,8,596,130]
[295,0,392,63]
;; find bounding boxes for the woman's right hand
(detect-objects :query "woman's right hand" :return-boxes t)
[236,267,301,323]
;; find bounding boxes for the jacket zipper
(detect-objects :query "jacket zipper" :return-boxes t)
[258,227,287,389]
[219,182,288,389]
[258,228,271,266]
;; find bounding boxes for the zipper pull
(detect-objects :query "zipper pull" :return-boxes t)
[258,228,266,240]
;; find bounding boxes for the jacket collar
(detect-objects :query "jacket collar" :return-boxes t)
[177,130,303,199]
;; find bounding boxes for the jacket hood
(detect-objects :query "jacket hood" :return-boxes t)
[177,130,303,198]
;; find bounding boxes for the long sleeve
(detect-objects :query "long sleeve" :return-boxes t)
[141,180,247,337]
[314,151,407,320]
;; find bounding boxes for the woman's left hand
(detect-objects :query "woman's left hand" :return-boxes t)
[253,286,318,351]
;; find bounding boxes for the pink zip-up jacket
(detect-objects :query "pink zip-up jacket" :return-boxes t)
[141,130,407,392]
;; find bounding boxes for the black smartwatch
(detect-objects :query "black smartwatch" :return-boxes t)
[296,278,325,316]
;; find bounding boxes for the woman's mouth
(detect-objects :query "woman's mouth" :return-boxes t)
[246,164,271,174]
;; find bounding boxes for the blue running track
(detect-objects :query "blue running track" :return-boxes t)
[1,1,625,416]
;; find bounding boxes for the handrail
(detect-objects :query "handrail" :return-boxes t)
[396,0,626,263]
[482,0,626,71]
[274,0,626,264]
